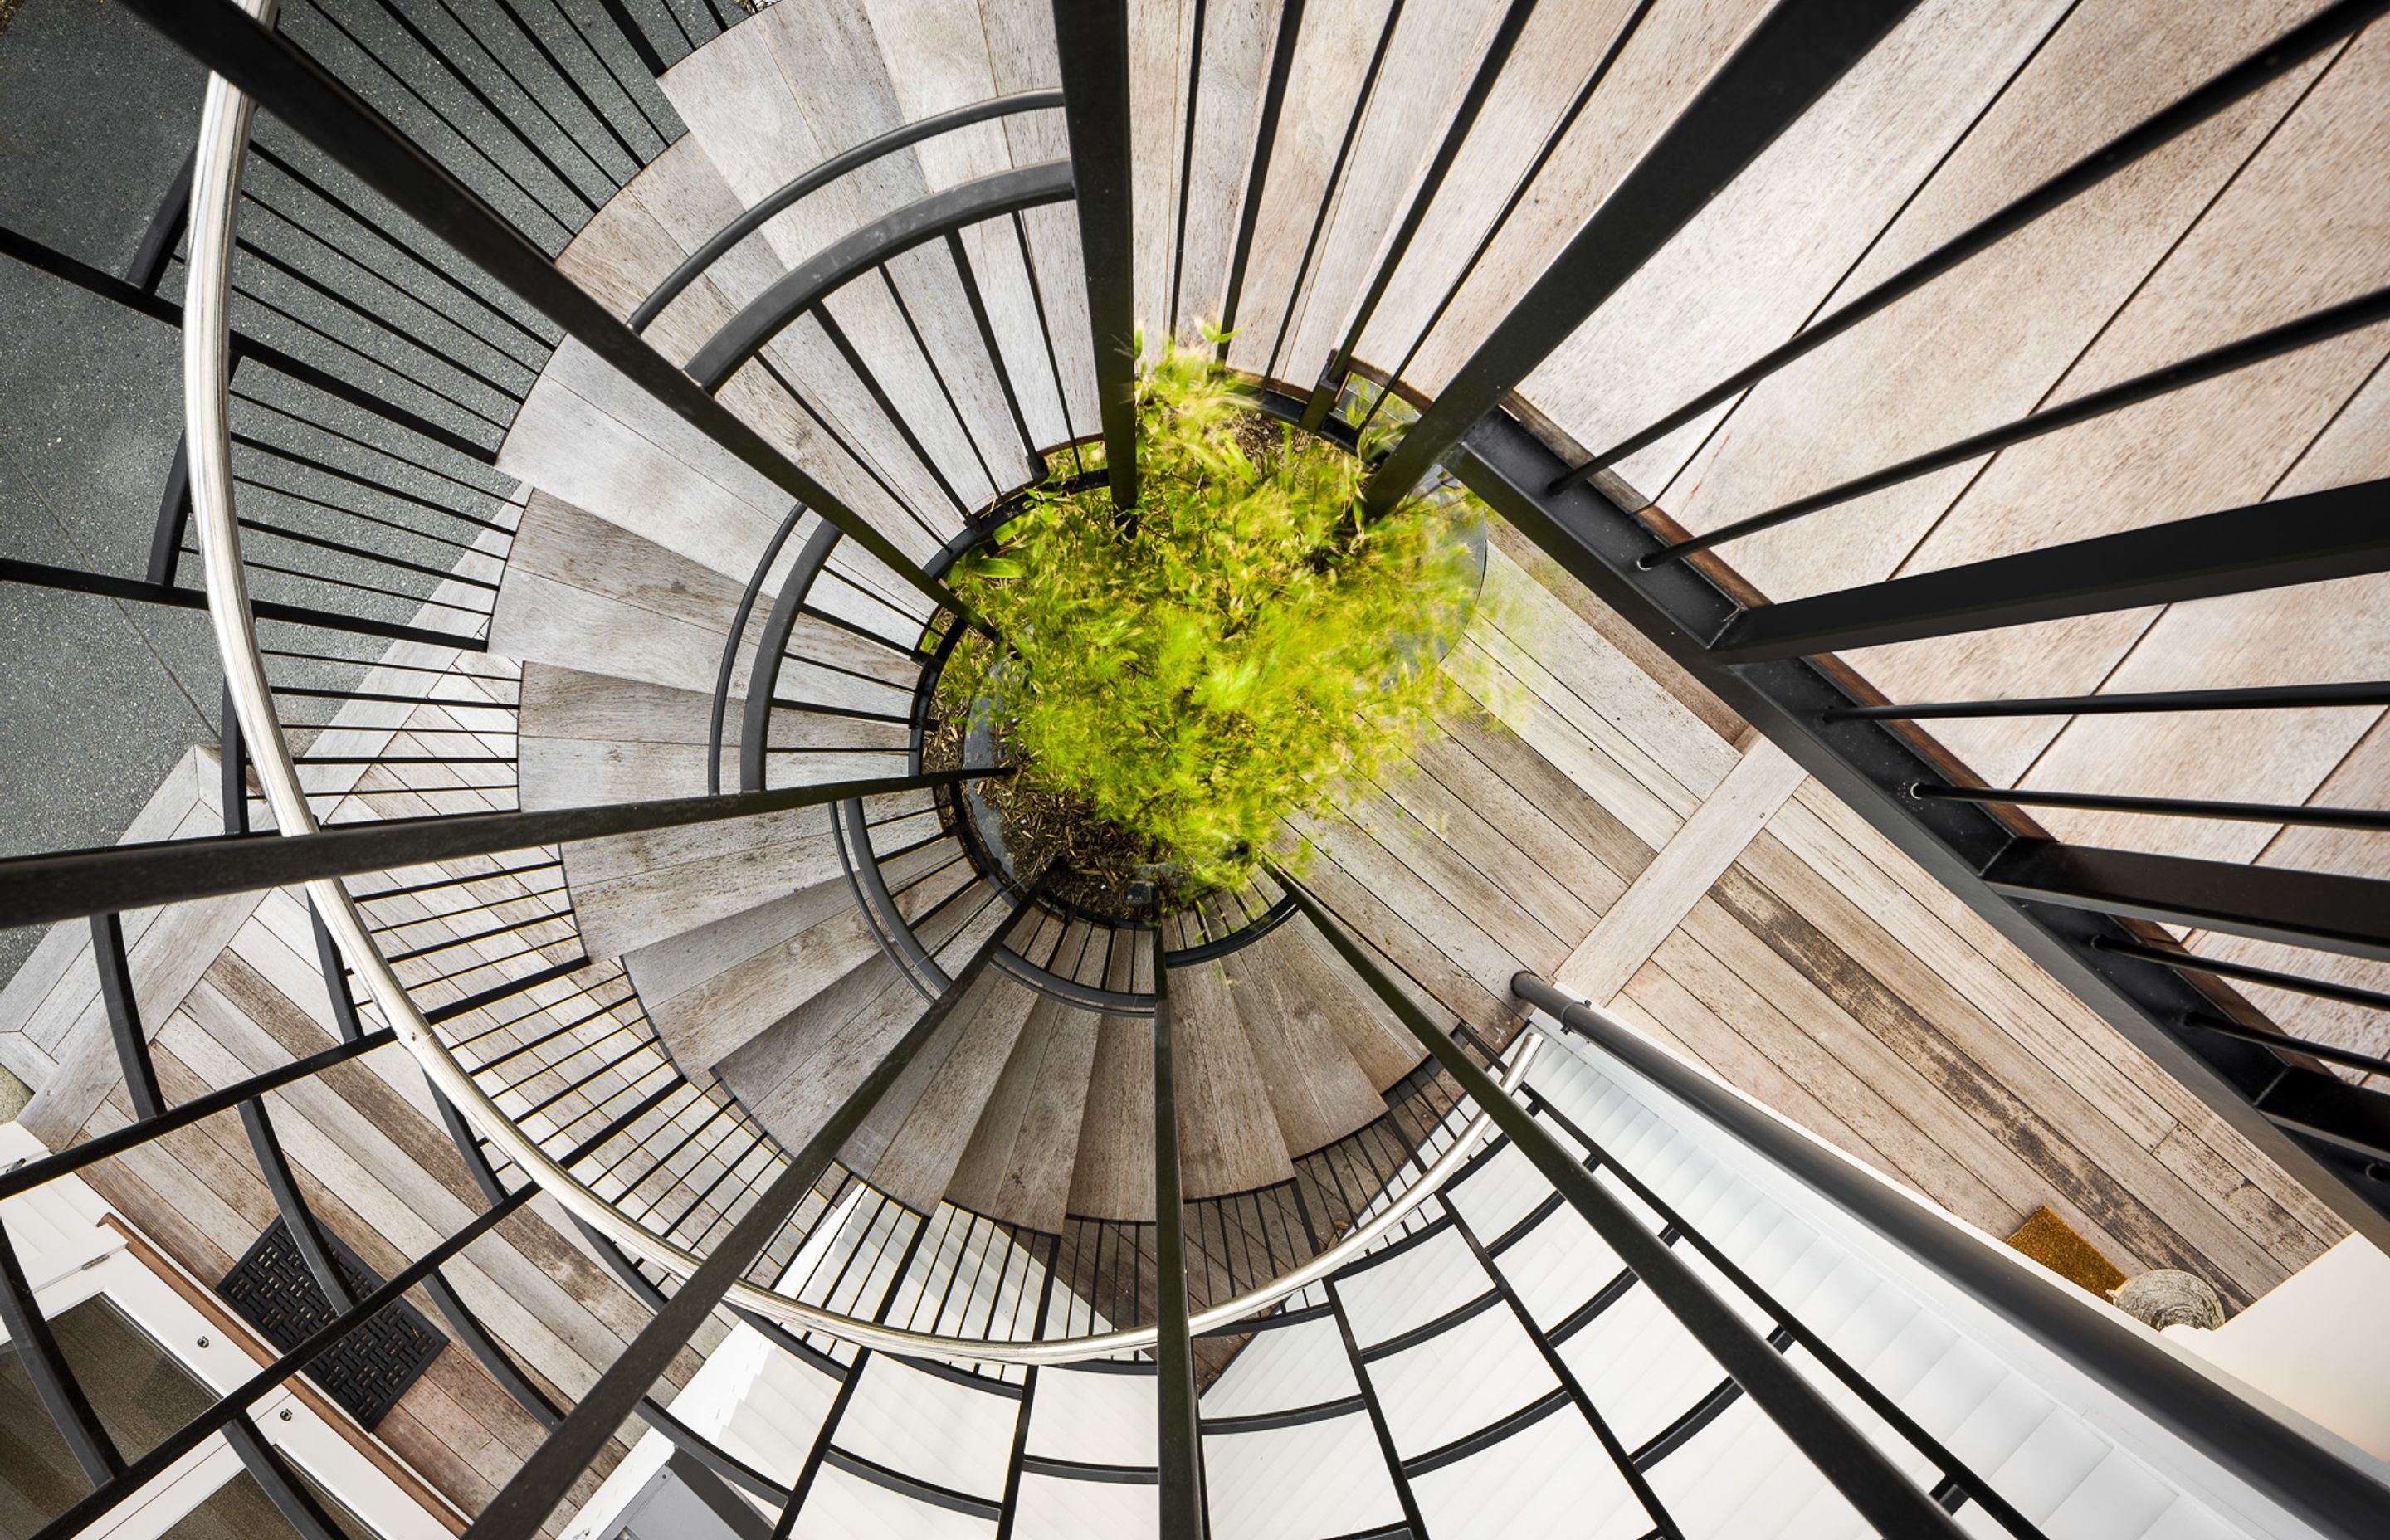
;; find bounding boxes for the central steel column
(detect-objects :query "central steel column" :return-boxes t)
[1151,930,1207,1536]
[1050,0,1141,508]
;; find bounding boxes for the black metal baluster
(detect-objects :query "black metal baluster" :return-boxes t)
[0,767,1002,930]
[1049,0,1139,507]
[1285,876,1964,1537]
[1362,0,1921,517]
[1300,0,1538,431]
[461,883,1042,1538]
[1554,0,2390,493]
[1260,0,1404,390]
[1152,930,1207,1538]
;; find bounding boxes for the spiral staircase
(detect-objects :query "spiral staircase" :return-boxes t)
[5,1,2390,1538]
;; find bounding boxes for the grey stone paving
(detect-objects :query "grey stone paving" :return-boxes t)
[2,0,215,987]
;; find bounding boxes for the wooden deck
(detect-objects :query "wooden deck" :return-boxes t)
[0,748,705,1534]
[1304,527,2348,1309]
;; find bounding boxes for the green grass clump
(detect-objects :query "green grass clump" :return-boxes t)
[942,346,1483,893]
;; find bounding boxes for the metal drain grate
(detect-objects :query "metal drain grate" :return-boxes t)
[219,1219,446,1429]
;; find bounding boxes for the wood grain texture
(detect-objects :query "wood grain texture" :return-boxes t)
[1066,940,1160,1221]
[1555,739,1806,1004]
[1165,933,1299,1198]
[865,971,1044,1211]
[1849,17,2390,792]
[949,987,1105,1232]
[1220,926,1386,1155]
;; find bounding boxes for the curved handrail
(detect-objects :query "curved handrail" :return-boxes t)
[1515,972,2390,1540]
[630,90,1064,334]
[685,159,1075,390]
[188,76,1539,1362]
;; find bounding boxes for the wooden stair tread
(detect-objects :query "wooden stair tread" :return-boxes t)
[627,838,955,1079]
[1064,932,1158,1221]
[945,984,1104,1235]
[858,970,1043,1214]
[1163,919,1298,1201]
[1219,924,1389,1157]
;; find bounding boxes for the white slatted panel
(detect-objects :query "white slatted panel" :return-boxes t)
[1202,1414,1404,1540]
[1196,1316,1358,1417]
[1366,1302,1556,1460]
[839,1357,1018,1500]
[1027,1366,1158,1466]
[1332,1226,1485,1346]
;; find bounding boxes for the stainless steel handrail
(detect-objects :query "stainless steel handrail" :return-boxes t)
[1513,970,2390,1540]
[183,32,1534,1362]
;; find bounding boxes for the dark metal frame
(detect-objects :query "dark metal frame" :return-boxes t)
[1518,973,2390,1540]
[2,2,2379,1538]
[1048,0,1140,507]
[1280,875,1967,1538]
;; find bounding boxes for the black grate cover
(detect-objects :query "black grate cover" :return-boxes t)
[218,1219,446,1429]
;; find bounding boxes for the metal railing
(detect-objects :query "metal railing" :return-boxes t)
[3,0,2386,1537]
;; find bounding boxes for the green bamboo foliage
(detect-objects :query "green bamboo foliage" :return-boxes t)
[942,348,1488,892]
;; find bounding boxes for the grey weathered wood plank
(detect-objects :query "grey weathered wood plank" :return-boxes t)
[948,987,1103,1233]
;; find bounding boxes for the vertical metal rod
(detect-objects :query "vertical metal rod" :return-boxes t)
[816,305,972,519]
[1215,0,1305,360]
[1166,0,1208,341]
[220,681,250,836]
[119,0,980,622]
[1010,211,1084,475]
[145,432,193,587]
[1300,0,1539,430]
[1361,0,1920,517]
[1261,0,1405,387]
[239,1098,358,1311]
[90,911,165,1120]
[1151,930,1206,1538]
[993,1250,1061,1540]
[1555,0,2390,490]
[225,1413,346,1540]
[1282,875,1963,1537]
[1049,0,1139,508]
[948,230,1043,475]
[0,1217,125,1484]
[1354,0,1656,436]
[127,149,199,293]
[1446,1204,1682,1538]
[460,884,1041,1539]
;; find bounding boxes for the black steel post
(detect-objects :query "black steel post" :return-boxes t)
[1280,875,1965,1538]
[0,554,492,651]
[1150,932,1207,1539]
[1361,0,1919,517]
[90,912,164,1120]
[239,1099,358,1311]
[0,1031,398,1204]
[1516,972,2390,1540]
[116,0,979,623]
[1983,844,2390,964]
[462,884,1042,1540]
[0,1219,125,1484]
[0,767,1003,931]
[1710,477,2390,661]
[1300,0,1539,431]
[1826,680,2390,721]
[225,1414,347,1540]
[1049,0,1140,509]
[1914,782,2390,834]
